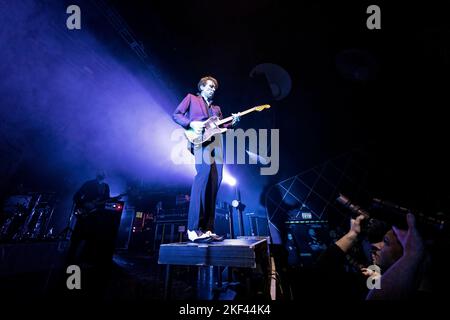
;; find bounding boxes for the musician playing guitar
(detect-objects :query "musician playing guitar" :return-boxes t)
[173,76,240,242]
[73,171,111,216]
[68,171,121,267]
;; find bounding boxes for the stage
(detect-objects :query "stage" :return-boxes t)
[158,238,270,299]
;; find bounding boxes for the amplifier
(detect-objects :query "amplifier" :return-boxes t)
[155,208,188,222]
[104,201,124,212]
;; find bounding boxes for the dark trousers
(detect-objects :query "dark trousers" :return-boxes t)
[188,141,223,232]
[65,210,121,298]
[67,211,119,267]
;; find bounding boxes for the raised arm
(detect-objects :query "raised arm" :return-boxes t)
[366,214,425,300]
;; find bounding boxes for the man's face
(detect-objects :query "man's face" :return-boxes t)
[371,229,403,271]
[200,80,216,99]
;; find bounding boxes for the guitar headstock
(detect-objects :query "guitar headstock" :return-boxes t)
[254,104,271,111]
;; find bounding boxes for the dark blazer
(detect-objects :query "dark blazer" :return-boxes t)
[73,179,110,205]
[173,93,229,129]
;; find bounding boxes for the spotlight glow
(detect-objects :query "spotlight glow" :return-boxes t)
[223,167,237,186]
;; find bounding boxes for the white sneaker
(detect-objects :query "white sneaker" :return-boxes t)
[187,230,199,241]
[197,233,211,239]
[187,230,213,242]
[204,230,224,241]
[187,230,211,241]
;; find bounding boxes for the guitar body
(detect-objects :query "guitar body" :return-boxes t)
[74,193,126,217]
[183,104,270,146]
[74,201,102,217]
[185,116,228,145]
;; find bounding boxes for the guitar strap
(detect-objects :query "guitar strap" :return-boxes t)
[200,95,214,117]
[207,105,214,117]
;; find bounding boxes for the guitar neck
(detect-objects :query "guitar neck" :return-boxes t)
[216,107,258,126]
[98,193,125,204]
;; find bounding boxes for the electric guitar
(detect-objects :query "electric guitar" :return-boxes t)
[184,104,271,145]
[74,193,127,217]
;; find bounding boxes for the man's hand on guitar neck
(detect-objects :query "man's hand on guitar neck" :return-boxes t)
[231,113,241,127]
[189,121,205,134]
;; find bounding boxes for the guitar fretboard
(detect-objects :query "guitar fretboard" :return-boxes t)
[217,107,259,126]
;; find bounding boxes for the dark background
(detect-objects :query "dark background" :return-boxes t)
[1,0,449,232]
[102,0,450,213]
